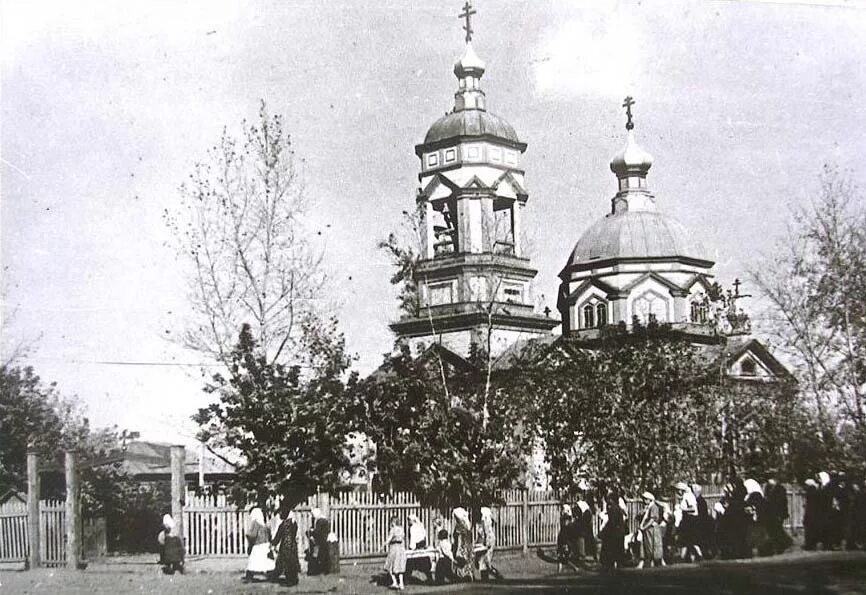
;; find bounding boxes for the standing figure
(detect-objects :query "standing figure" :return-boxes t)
[598,493,626,571]
[434,529,455,584]
[803,478,819,550]
[270,506,300,586]
[244,508,275,581]
[638,492,665,568]
[692,484,711,555]
[307,508,331,575]
[675,482,703,562]
[556,505,579,572]
[574,496,595,561]
[743,478,768,556]
[764,478,792,555]
[157,513,185,575]
[849,479,866,550]
[477,507,498,580]
[405,513,431,582]
[816,471,834,549]
[451,507,475,581]
[383,516,407,590]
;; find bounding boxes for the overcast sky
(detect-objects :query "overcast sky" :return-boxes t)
[3,0,865,446]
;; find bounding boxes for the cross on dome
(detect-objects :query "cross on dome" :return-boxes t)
[622,96,635,131]
[458,1,477,43]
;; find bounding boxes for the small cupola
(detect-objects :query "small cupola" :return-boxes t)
[609,96,656,213]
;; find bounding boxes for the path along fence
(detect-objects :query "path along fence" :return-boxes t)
[183,488,806,559]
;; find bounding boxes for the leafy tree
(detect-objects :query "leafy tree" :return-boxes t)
[527,321,717,495]
[193,320,356,506]
[752,166,866,465]
[165,101,327,368]
[350,343,535,512]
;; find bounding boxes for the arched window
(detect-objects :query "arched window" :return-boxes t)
[690,300,708,323]
[633,291,668,323]
[582,304,595,329]
[596,303,607,327]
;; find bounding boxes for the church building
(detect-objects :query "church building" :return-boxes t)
[389,4,791,385]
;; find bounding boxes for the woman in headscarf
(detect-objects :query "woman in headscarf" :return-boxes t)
[598,492,626,571]
[157,513,185,575]
[574,495,595,561]
[244,507,275,581]
[307,507,332,575]
[451,507,475,581]
[557,504,579,572]
[270,504,300,586]
[405,513,431,583]
[743,479,767,556]
[675,482,703,562]
[383,515,407,590]
[638,492,665,568]
[803,478,819,550]
[477,507,498,581]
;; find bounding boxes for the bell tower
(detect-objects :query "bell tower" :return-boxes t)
[390,3,557,357]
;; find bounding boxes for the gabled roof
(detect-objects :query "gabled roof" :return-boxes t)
[559,277,619,306]
[699,337,797,384]
[621,271,687,297]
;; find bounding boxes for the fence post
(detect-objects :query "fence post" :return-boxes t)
[319,491,331,519]
[26,444,40,569]
[65,449,81,569]
[521,489,529,554]
[171,445,186,541]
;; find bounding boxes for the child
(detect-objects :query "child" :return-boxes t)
[383,516,407,590]
[157,514,185,575]
[434,529,455,584]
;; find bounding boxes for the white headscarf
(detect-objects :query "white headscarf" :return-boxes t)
[818,472,831,487]
[162,514,176,533]
[249,507,265,527]
[576,500,590,514]
[804,478,818,488]
[641,491,655,502]
[311,507,322,520]
[452,507,470,528]
[480,507,492,522]
[561,504,573,516]
[744,479,763,497]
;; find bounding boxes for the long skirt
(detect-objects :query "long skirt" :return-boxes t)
[247,542,276,573]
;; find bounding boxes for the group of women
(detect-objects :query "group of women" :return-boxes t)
[381,506,496,589]
[556,478,811,572]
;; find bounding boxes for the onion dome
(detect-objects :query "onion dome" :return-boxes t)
[610,130,654,179]
[421,42,522,147]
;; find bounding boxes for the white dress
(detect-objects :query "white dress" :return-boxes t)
[246,523,276,573]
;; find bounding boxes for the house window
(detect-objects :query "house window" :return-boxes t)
[427,153,439,167]
[444,148,456,163]
[490,147,502,162]
[690,300,708,323]
[582,304,595,329]
[466,145,480,160]
[596,303,607,327]
[740,359,757,376]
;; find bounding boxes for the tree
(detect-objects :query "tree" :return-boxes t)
[349,343,536,512]
[752,166,866,466]
[527,321,718,495]
[193,321,356,506]
[165,101,326,367]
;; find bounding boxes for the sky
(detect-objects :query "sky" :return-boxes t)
[3,0,865,447]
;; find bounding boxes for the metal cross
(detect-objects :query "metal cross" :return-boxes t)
[458,1,476,43]
[622,96,635,131]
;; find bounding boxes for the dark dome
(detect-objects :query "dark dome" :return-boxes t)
[424,109,519,144]
[567,210,710,267]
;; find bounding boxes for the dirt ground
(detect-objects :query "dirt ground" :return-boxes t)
[1,550,865,594]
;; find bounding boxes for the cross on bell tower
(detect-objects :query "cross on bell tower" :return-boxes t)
[458,1,476,43]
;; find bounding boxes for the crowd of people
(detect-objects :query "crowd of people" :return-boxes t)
[555,472,866,573]
[152,472,866,586]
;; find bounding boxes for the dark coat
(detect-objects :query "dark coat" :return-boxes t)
[272,517,300,580]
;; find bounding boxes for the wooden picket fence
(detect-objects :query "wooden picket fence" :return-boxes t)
[183,488,806,560]
[0,499,66,565]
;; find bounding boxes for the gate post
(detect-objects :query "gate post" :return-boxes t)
[26,444,40,569]
[65,449,81,569]
[170,445,186,541]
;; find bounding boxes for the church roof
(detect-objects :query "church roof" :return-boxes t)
[424,109,520,145]
[566,210,711,267]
